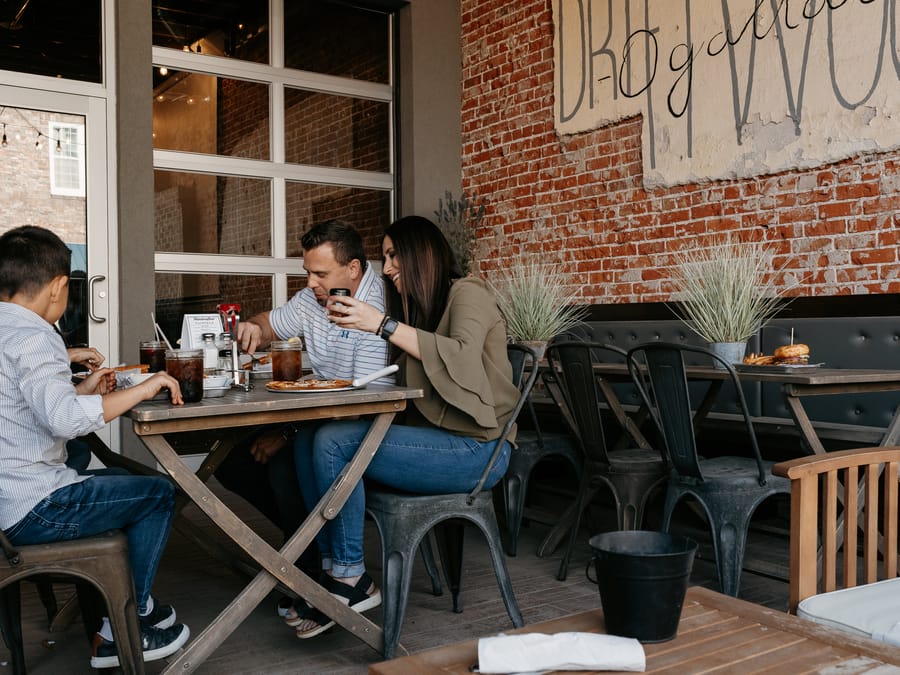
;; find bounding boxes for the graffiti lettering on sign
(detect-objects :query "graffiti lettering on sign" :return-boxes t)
[554,0,900,186]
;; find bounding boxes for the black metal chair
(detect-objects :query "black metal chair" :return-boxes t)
[626,342,791,597]
[0,529,144,674]
[498,343,582,556]
[365,343,539,658]
[546,341,668,581]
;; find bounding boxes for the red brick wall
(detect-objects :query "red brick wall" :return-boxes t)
[459,0,900,305]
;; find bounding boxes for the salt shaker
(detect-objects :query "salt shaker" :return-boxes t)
[201,332,218,375]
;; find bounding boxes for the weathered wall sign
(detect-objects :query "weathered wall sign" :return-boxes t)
[554,0,900,186]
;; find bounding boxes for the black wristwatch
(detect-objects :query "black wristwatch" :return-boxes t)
[380,317,399,340]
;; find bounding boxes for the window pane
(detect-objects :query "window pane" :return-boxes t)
[154,273,274,347]
[285,90,388,171]
[155,171,271,255]
[286,182,389,262]
[0,0,101,82]
[152,1,269,65]
[153,71,270,159]
[285,3,389,83]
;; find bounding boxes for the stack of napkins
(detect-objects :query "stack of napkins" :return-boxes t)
[477,632,645,673]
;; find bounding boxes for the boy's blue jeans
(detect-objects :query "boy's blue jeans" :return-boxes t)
[294,420,510,579]
[4,474,175,614]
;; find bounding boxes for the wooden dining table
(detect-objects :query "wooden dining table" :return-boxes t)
[546,362,900,456]
[368,585,900,673]
[125,383,423,673]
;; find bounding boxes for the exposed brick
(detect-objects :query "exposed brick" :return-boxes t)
[460,0,900,305]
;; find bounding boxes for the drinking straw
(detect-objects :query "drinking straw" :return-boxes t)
[150,312,174,350]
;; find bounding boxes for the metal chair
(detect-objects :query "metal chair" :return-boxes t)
[546,341,668,581]
[627,342,791,597]
[365,343,539,658]
[0,529,144,674]
[499,343,582,556]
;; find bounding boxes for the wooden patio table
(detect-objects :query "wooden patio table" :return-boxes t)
[547,363,900,456]
[126,383,422,673]
[368,585,900,674]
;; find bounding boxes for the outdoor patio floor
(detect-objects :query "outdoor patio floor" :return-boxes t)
[7,476,790,674]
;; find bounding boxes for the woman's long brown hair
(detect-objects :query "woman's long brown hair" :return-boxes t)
[383,216,461,333]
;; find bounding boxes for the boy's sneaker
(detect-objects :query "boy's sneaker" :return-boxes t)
[90,623,190,669]
[140,600,176,629]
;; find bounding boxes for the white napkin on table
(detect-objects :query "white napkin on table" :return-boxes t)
[477,632,646,673]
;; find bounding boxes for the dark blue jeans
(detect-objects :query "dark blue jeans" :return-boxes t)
[294,420,510,578]
[4,475,175,613]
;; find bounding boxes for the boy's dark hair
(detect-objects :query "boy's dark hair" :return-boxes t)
[0,226,71,300]
[300,219,367,267]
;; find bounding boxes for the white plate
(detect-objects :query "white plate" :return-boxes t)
[266,384,356,393]
[266,380,354,393]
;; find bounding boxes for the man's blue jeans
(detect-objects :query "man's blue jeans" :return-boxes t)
[4,475,175,614]
[294,420,510,579]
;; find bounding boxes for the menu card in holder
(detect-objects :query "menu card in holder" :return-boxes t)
[180,314,225,350]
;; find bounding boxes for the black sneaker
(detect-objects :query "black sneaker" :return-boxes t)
[90,623,190,669]
[140,598,176,630]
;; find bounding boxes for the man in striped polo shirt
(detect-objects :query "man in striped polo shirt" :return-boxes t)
[215,219,389,579]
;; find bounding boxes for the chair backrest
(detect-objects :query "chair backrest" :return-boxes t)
[773,447,900,613]
[467,343,540,503]
[545,341,630,466]
[627,342,767,485]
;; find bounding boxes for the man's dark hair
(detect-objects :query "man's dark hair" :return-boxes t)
[300,219,367,267]
[0,226,71,300]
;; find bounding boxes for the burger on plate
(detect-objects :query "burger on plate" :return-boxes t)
[773,343,809,365]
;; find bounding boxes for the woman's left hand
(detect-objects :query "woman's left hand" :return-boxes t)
[326,293,385,334]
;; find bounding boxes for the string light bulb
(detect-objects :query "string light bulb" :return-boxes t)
[34,131,40,149]
[159,66,168,76]
[1,123,6,147]
[55,136,62,153]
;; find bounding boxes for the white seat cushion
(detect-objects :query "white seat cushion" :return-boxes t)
[798,576,900,646]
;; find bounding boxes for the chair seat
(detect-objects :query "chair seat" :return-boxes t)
[798,577,900,646]
[677,457,789,490]
[606,449,666,473]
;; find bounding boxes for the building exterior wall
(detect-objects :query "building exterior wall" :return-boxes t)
[460,0,900,304]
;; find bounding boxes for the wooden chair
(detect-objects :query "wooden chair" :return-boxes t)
[773,447,899,619]
[0,529,145,674]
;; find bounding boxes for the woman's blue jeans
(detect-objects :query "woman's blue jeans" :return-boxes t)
[294,420,510,579]
[4,475,175,614]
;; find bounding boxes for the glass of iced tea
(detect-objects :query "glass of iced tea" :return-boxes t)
[165,348,204,402]
[270,340,302,382]
[140,340,167,373]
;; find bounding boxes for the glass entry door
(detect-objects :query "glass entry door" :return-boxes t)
[0,86,113,367]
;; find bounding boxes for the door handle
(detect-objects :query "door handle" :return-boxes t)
[88,274,107,323]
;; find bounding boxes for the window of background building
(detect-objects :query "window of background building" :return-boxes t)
[49,122,85,197]
[151,0,396,339]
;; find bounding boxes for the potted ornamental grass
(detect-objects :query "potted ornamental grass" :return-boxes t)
[670,238,795,366]
[490,260,588,358]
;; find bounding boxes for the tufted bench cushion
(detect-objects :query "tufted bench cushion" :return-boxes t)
[797,576,900,646]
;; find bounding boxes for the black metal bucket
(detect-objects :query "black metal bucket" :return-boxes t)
[588,530,697,643]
